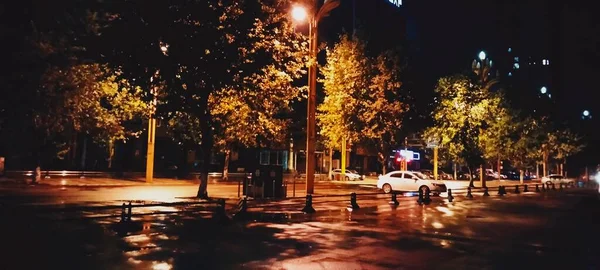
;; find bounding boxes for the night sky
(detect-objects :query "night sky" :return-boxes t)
[323,0,599,164]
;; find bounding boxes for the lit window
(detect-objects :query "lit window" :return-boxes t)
[259,151,270,165]
[514,63,520,69]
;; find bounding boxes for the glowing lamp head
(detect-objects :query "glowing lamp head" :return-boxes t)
[291,6,308,22]
[478,51,486,61]
[583,110,590,117]
[540,86,547,94]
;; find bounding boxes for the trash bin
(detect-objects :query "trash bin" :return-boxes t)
[254,165,284,198]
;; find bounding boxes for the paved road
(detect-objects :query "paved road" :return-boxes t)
[0,181,378,206]
[1,185,598,269]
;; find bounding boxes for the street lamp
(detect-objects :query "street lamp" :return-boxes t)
[478,51,486,61]
[582,110,591,119]
[292,0,340,194]
[146,43,168,183]
[540,86,547,94]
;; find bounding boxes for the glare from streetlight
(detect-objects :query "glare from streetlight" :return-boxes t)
[292,6,308,22]
[540,86,547,94]
[478,51,486,61]
[583,110,590,117]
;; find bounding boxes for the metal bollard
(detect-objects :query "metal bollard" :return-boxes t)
[212,199,230,222]
[551,183,556,191]
[349,193,360,210]
[523,184,528,193]
[120,203,127,222]
[542,183,546,192]
[417,188,424,204]
[483,186,490,197]
[127,202,133,221]
[497,186,504,196]
[233,197,249,220]
[535,184,540,192]
[466,187,474,199]
[389,193,399,206]
[447,189,454,202]
[514,185,520,194]
[559,183,563,191]
[423,188,431,203]
[301,194,316,213]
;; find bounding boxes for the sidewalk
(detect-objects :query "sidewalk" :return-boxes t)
[0,176,200,187]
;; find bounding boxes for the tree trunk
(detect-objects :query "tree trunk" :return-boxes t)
[542,160,547,177]
[107,139,115,169]
[328,147,333,178]
[519,169,524,184]
[453,163,457,180]
[223,149,230,181]
[196,103,213,199]
[70,133,78,169]
[467,166,474,187]
[81,136,88,171]
[497,156,501,181]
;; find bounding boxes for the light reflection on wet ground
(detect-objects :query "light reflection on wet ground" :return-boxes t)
[2,188,599,269]
[68,190,596,269]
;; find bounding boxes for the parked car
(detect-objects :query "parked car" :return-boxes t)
[331,169,363,181]
[377,170,447,195]
[541,174,575,187]
[421,169,454,180]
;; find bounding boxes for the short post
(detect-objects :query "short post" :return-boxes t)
[301,194,316,213]
[233,197,248,220]
[559,183,563,191]
[535,184,540,192]
[447,189,454,202]
[120,203,127,222]
[514,185,520,194]
[212,198,230,222]
[417,188,424,204]
[127,202,132,221]
[293,179,296,197]
[551,183,556,191]
[523,184,528,193]
[497,186,504,196]
[349,193,360,210]
[466,187,473,199]
[424,188,431,203]
[389,193,399,206]
[237,178,241,198]
[483,186,490,197]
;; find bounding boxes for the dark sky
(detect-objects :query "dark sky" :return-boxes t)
[325,0,600,125]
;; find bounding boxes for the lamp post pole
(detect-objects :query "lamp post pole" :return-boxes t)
[293,0,340,194]
[306,15,317,194]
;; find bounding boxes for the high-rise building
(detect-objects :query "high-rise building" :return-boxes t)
[491,0,555,117]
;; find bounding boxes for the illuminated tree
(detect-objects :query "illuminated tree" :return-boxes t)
[91,0,307,197]
[318,35,407,173]
[424,74,490,186]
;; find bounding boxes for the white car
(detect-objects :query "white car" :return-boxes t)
[331,169,363,181]
[377,170,447,195]
[541,174,575,187]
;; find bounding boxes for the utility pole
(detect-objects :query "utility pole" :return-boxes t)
[341,137,347,179]
[433,147,438,180]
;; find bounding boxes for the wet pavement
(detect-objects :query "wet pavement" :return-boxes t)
[1,186,600,269]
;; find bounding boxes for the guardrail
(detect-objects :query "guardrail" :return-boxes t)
[231,181,595,219]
